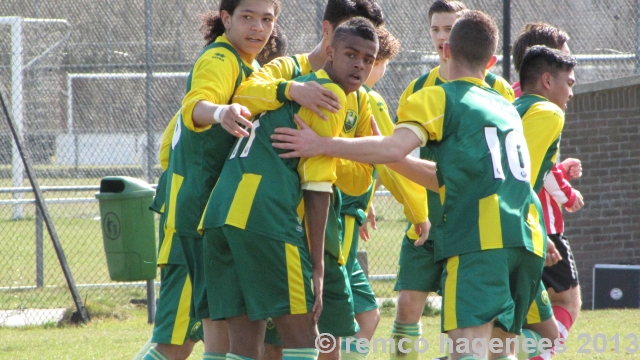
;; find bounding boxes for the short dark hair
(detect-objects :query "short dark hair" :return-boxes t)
[428,0,467,25]
[519,45,577,91]
[323,0,385,28]
[448,10,498,69]
[331,17,379,46]
[512,22,570,72]
[375,26,401,61]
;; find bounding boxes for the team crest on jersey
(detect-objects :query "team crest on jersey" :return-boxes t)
[211,52,226,62]
[541,290,550,305]
[190,321,202,336]
[343,110,358,133]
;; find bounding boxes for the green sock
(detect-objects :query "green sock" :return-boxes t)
[226,354,254,360]
[341,336,368,360]
[516,329,543,359]
[143,348,169,360]
[495,356,518,360]
[282,348,319,360]
[203,352,227,360]
[390,321,421,360]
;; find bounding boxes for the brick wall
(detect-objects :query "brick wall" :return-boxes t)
[562,75,640,309]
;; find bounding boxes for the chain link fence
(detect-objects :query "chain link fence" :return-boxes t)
[1,0,639,325]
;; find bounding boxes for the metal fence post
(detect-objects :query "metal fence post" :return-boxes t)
[502,0,511,82]
[36,205,44,288]
[145,0,156,324]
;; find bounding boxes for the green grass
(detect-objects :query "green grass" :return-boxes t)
[1,307,639,359]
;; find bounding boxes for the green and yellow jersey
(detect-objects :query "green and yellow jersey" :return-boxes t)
[514,94,564,192]
[397,77,546,261]
[399,66,515,241]
[157,35,257,266]
[199,69,347,247]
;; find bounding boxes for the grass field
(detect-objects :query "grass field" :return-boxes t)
[1,306,639,359]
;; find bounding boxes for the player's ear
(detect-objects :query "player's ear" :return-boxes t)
[326,44,335,62]
[443,42,452,60]
[541,72,553,90]
[221,10,231,30]
[321,20,333,40]
[485,55,498,70]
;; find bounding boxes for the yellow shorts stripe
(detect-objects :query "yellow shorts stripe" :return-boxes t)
[159,174,183,264]
[526,297,542,324]
[341,215,356,265]
[478,193,504,250]
[443,256,460,331]
[226,173,262,229]
[170,273,193,344]
[285,244,307,314]
[528,204,545,257]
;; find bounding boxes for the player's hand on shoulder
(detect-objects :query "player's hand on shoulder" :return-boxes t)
[219,103,253,138]
[272,114,326,158]
[289,81,341,120]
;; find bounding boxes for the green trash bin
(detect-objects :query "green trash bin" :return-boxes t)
[95,176,157,281]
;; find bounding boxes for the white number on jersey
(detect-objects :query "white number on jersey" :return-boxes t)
[171,113,182,150]
[229,115,263,160]
[484,127,531,182]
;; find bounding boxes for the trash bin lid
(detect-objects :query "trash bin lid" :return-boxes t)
[95,176,156,200]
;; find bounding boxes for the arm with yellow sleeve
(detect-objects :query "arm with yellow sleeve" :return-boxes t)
[369,89,428,226]
[181,42,241,132]
[233,55,310,116]
[297,82,347,320]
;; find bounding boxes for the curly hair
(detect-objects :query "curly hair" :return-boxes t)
[375,26,401,61]
[255,24,287,66]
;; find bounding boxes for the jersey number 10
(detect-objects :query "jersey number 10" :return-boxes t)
[484,127,531,182]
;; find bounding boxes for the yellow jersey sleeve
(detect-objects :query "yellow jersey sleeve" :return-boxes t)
[522,101,565,183]
[492,75,516,103]
[298,82,347,193]
[396,86,447,146]
[376,164,428,224]
[158,110,180,170]
[368,90,394,136]
[354,88,374,137]
[181,37,242,132]
[333,158,373,196]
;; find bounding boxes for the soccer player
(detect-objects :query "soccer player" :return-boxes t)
[338,26,428,360]
[231,1,393,357]
[154,1,280,359]
[272,10,548,360]
[389,2,515,358]
[513,45,581,359]
[512,24,584,355]
[198,18,379,360]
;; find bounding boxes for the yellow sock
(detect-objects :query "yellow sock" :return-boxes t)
[390,321,421,360]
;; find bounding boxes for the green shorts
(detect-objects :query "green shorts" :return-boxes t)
[318,253,358,337]
[524,280,553,325]
[342,214,378,315]
[179,235,209,320]
[203,225,314,321]
[393,225,442,293]
[441,247,544,334]
[152,264,203,344]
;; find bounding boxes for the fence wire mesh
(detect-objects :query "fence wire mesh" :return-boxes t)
[1,0,638,325]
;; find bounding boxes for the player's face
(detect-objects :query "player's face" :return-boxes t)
[430,12,458,60]
[547,69,575,112]
[328,35,378,94]
[222,0,276,62]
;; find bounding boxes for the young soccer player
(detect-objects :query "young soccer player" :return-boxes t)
[198,18,379,360]
[152,1,280,359]
[513,45,581,360]
[389,2,516,359]
[338,26,428,360]
[512,24,584,354]
[272,10,548,360]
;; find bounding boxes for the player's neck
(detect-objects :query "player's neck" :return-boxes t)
[448,61,484,81]
[438,59,449,80]
[308,41,329,72]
